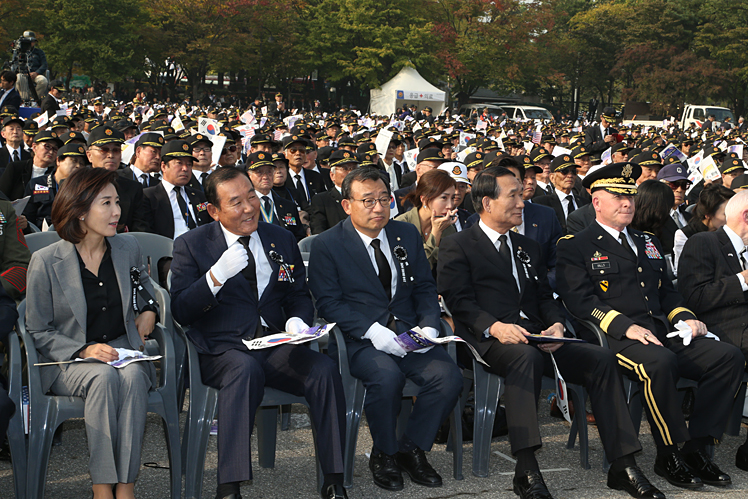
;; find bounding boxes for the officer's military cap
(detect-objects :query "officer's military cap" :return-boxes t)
[136,132,165,149]
[250,133,273,146]
[518,154,542,173]
[730,174,748,191]
[113,119,138,133]
[720,157,745,175]
[611,142,632,155]
[188,133,212,148]
[49,116,70,130]
[582,162,641,195]
[23,120,39,136]
[416,148,446,164]
[245,151,274,170]
[0,105,19,118]
[58,130,86,145]
[540,134,556,145]
[57,143,86,158]
[418,137,443,150]
[632,151,663,167]
[482,140,500,152]
[530,147,552,163]
[329,149,360,169]
[570,145,592,159]
[550,154,576,172]
[1,116,23,128]
[281,134,308,150]
[464,151,484,169]
[161,140,195,161]
[271,152,288,164]
[34,130,64,147]
[356,142,377,156]
[87,126,124,147]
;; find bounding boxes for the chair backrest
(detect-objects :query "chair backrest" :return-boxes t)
[126,232,174,277]
[24,231,61,254]
[298,234,318,253]
[27,222,41,233]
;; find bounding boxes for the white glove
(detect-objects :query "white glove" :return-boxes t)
[210,243,249,285]
[666,320,720,346]
[412,326,438,354]
[366,323,407,357]
[286,317,310,334]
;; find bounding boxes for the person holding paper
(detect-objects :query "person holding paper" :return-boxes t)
[677,189,748,471]
[170,167,347,499]
[308,167,462,492]
[557,162,744,491]
[26,168,159,499]
[439,166,657,499]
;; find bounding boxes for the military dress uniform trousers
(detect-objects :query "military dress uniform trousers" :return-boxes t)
[483,340,641,460]
[609,334,744,447]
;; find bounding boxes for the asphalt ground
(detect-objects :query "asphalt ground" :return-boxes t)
[2,389,748,499]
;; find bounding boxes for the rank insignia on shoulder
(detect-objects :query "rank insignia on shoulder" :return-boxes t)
[591,251,608,261]
[644,240,662,259]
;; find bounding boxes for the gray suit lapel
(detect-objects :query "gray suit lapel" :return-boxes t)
[52,241,87,333]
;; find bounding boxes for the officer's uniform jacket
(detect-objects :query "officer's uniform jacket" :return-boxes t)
[557,221,695,341]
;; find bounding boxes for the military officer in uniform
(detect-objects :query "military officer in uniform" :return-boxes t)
[557,162,745,491]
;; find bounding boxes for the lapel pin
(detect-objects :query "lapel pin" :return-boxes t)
[271,243,275,248]
[532,223,537,227]
[397,237,401,241]
[597,235,603,240]
[728,253,734,257]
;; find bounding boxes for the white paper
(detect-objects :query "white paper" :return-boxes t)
[11,196,30,215]
[551,146,572,157]
[243,323,336,350]
[375,129,394,159]
[393,327,489,366]
[210,135,227,166]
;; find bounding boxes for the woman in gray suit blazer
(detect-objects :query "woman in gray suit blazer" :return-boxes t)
[26,168,158,499]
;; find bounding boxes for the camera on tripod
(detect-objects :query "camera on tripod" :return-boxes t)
[8,36,34,74]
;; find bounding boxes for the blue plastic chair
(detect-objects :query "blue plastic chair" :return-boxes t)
[17,298,182,499]
[23,231,61,254]
[330,320,464,488]
[177,323,325,499]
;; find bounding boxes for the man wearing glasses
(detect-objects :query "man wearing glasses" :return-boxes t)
[189,134,216,190]
[246,151,306,241]
[308,167,462,492]
[534,155,590,233]
[657,163,692,229]
[0,129,61,201]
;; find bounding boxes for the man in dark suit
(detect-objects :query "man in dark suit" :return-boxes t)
[0,116,31,175]
[85,125,149,233]
[310,150,356,234]
[558,162,745,491]
[0,130,60,200]
[677,190,748,470]
[170,167,347,499]
[142,140,212,239]
[283,135,326,210]
[533,155,590,233]
[119,132,164,188]
[566,202,596,234]
[584,107,618,155]
[246,151,307,241]
[40,80,64,116]
[438,166,661,499]
[308,167,462,492]
[0,71,21,111]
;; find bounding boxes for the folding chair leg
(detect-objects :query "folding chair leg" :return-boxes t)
[567,385,590,469]
[449,396,464,480]
[25,404,59,499]
[257,405,279,468]
[343,381,365,489]
[472,369,502,478]
[183,389,217,499]
[161,402,182,499]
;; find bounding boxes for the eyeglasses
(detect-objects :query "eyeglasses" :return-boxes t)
[193,146,211,153]
[93,146,119,155]
[221,146,237,154]
[39,143,58,152]
[352,196,391,209]
[558,167,577,176]
[668,180,690,190]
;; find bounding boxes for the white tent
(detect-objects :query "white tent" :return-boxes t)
[369,66,446,116]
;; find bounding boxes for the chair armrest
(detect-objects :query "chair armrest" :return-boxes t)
[562,300,608,348]
[148,324,175,390]
[16,300,46,398]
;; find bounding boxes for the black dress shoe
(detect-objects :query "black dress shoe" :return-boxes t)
[512,470,554,499]
[607,465,665,499]
[321,483,348,499]
[654,451,703,489]
[369,451,404,491]
[736,445,748,471]
[683,448,731,486]
[395,448,442,487]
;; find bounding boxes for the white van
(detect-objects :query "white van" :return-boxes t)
[681,104,735,129]
[458,103,506,119]
[500,105,554,121]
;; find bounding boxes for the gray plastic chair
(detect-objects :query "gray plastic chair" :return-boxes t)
[178,324,325,499]
[298,234,318,253]
[331,321,464,488]
[17,299,182,499]
[5,324,26,499]
[26,222,41,233]
[464,358,590,477]
[126,232,174,281]
[24,231,61,254]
